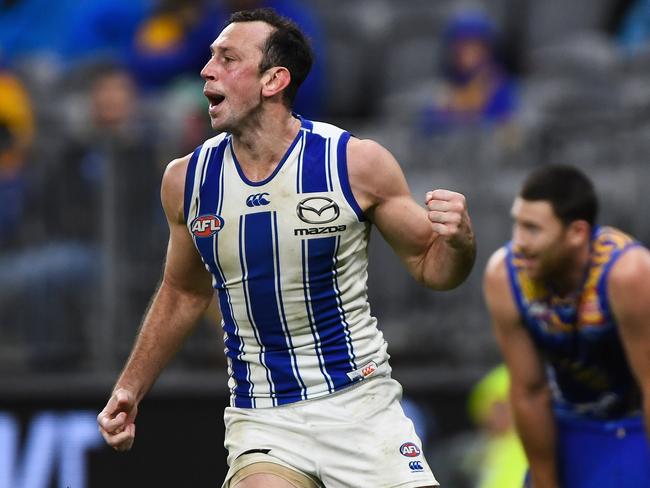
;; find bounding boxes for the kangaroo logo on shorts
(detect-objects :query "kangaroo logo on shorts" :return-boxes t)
[400,442,421,457]
[190,214,224,238]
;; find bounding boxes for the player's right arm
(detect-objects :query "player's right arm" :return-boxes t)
[97,154,216,451]
[484,248,559,488]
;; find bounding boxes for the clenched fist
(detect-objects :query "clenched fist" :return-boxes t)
[97,388,138,451]
[425,189,473,248]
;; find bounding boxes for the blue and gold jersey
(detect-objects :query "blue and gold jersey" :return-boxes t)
[505,226,641,418]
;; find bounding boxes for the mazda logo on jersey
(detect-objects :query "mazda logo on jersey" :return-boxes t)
[296,197,340,224]
[190,214,224,238]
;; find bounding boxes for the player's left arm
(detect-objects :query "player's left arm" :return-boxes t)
[608,245,650,438]
[347,137,475,290]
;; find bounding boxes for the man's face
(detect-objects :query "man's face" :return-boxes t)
[200,21,274,132]
[452,38,489,75]
[510,197,574,281]
[91,72,136,129]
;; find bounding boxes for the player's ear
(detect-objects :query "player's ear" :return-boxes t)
[261,67,291,98]
[567,220,590,246]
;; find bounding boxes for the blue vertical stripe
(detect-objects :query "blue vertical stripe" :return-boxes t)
[302,239,334,393]
[218,277,253,408]
[193,141,227,277]
[301,133,329,193]
[307,236,356,390]
[332,235,356,369]
[272,212,307,400]
[239,215,273,407]
[196,141,253,408]
[336,131,365,221]
[243,212,304,404]
[325,137,333,192]
[215,227,253,407]
[295,131,306,193]
[183,144,202,222]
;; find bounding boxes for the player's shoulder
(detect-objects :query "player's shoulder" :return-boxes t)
[608,244,650,290]
[347,136,386,157]
[483,246,519,323]
[484,246,509,282]
[163,153,192,189]
[346,136,400,178]
[161,152,193,224]
[163,133,228,186]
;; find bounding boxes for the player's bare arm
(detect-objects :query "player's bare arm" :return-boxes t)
[347,137,475,290]
[97,154,216,451]
[484,248,559,488]
[608,246,650,439]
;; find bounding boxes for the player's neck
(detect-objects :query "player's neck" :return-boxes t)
[231,107,300,182]
[549,242,592,296]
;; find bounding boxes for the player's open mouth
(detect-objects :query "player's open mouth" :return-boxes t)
[207,94,225,108]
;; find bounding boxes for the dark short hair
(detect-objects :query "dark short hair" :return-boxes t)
[226,8,313,106]
[519,165,598,226]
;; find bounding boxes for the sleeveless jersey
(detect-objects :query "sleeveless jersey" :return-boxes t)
[184,117,389,408]
[506,226,641,418]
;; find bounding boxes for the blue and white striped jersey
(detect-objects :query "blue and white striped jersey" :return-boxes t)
[184,116,390,408]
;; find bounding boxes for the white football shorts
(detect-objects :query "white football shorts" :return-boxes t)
[222,372,439,488]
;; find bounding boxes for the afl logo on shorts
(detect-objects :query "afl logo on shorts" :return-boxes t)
[190,214,224,238]
[296,197,340,224]
[399,442,421,457]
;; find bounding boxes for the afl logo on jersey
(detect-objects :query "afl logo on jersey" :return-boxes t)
[190,214,224,238]
[296,197,340,224]
[399,442,421,457]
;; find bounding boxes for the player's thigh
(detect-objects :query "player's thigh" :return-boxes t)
[230,462,318,488]
[232,473,295,488]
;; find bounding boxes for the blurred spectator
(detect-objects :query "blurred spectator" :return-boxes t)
[465,364,527,488]
[619,0,650,55]
[0,63,164,371]
[125,0,221,90]
[49,62,164,285]
[59,0,152,68]
[0,0,150,63]
[0,67,34,153]
[0,67,36,250]
[0,72,64,369]
[430,365,527,488]
[0,0,77,64]
[418,10,518,135]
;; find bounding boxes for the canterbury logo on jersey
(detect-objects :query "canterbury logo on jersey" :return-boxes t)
[190,214,224,237]
[246,193,270,207]
[296,197,340,224]
[409,461,424,472]
[346,361,378,381]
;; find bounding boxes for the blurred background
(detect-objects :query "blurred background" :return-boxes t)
[1,0,650,486]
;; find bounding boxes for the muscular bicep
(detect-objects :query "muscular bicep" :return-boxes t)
[484,249,546,393]
[160,156,214,298]
[609,247,650,398]
[347,138,435,264]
